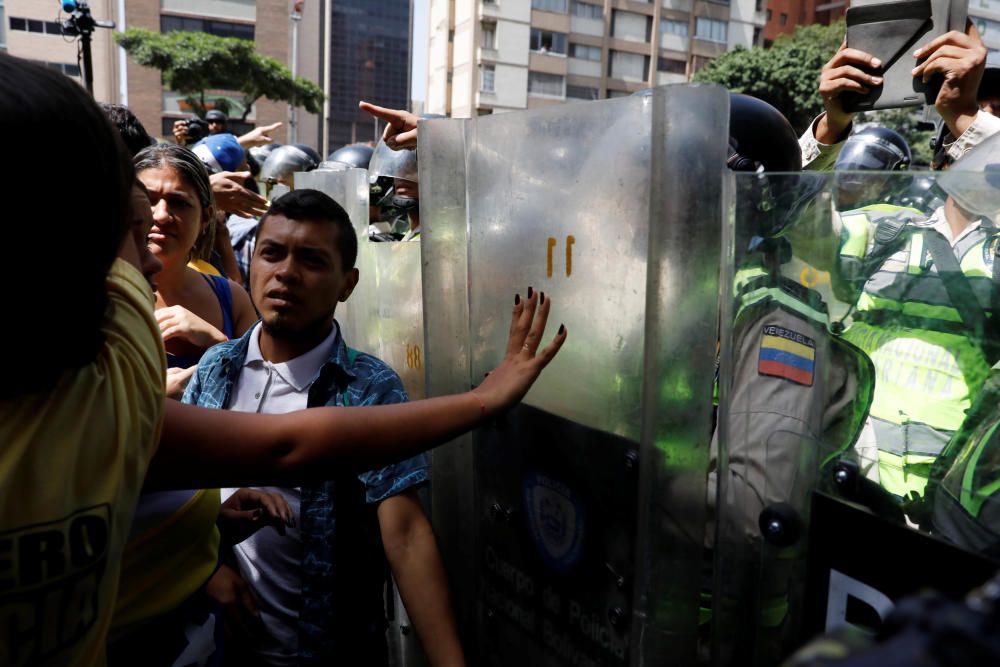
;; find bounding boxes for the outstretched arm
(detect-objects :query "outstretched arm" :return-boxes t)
[146,290,566,489]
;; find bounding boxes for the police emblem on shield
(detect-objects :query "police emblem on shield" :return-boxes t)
[523,471,585,572]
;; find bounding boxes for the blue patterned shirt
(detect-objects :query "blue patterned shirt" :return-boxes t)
[182,321,429,665]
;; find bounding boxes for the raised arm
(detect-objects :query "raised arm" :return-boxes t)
[147,290,565,489]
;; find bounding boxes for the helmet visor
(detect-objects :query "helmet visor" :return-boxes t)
[834,139,907,171]
[369,140,418,184]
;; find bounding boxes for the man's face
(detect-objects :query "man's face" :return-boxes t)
[208,120,226,135]
[128,184,164,290]
[251,214,358,337]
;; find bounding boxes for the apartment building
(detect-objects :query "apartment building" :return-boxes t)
[2,0,121,102]
[761,0,846,45]
[971,0,1000,59]
[426,0,767,117]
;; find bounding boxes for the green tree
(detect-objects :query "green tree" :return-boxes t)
[693,22,844,133]
[116,28,324,121]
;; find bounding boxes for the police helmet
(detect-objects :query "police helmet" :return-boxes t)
[835,127,911,172]
[249,142,282,166]
[727,93,802,173]
[937,131,1000,219]
[260,144,320,184]
[327,143,374,170]
[205,109,227,123]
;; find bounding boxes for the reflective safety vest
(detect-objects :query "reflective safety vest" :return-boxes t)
[839,205,1000,498]
[929,364,1000,554]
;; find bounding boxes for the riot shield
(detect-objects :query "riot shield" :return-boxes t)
[294,168,427,400]
[715,168,1000,665]
[420,84,728,665]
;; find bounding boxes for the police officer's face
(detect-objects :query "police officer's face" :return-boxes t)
[251,214,359,338]
[208,120,226,134]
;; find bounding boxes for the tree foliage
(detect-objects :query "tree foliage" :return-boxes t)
[693,22,844,133]
[116,28,324,121]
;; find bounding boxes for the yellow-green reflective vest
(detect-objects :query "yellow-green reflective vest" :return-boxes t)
[839,205,1000,497]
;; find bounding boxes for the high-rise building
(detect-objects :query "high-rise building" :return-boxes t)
[761,0,845,45]
[971,0,1000,60]
[425,0,767,118]
[322,0,413,152]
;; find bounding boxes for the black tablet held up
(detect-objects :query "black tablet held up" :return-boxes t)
[842,0,968,112]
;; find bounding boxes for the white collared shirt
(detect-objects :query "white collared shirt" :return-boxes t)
[221,321,338,666]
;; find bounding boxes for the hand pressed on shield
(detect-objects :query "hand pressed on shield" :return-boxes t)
[359,101,420,149]
[474,287,567,417]
[816,41,883,144]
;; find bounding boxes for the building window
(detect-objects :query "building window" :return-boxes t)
[660,18,689,37]
[0,1,6,50]
[609,50,649,82]
[528,71,565,96]
[530,28,567,54]
[481,22,496,50]
[779,12,788,26]
[755,0,764,10]
[657,57,686,74]
[481,64,495,92]
[532,0,569,12]
[161,15,254,40]
[570,1,602,19]
[766,9,772,21]
[8,17,63,35]
[569,42,601,61]
[695,17,728,43]
[612,10,651,43]
[567,84,598,100]
[30,59,80,77]
[753,27,761,44]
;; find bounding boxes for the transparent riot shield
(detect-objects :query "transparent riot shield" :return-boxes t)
[421,84,728,666]
[294,168,427,400]
[294,168,430,667]
[715,168,1000,665]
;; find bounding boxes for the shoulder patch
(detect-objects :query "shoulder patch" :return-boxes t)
[758,324,815,386]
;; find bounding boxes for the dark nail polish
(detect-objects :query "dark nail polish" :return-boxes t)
[540,292,545,305]
[515,293,521,305]
[558,323,565,335]
[528,286,534,299]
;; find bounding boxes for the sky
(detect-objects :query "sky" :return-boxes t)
[411,0,428,104]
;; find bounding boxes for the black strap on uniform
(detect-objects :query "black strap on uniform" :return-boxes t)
[923,230,1000,365]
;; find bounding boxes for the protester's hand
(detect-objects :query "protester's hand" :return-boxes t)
[359,101,419,149]
[165,365,196,400]
[913,22,986,138]
[205,564,264,639]
[172,119,189,145]
[218,488,294,546]
[210,171,269,218]
[156,305,229,349]
[237,121,283,148]
[816,41,883,143]
[473,288,567,416]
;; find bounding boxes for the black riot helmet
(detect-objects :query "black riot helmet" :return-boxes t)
[727,93,802,173]
[835,127,911,172]
[327,143,374,170]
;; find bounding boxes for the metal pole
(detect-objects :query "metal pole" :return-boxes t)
[322,0,332,156]
[81,29,94,95]
[290,7,301,143]
[116,0,128,104]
